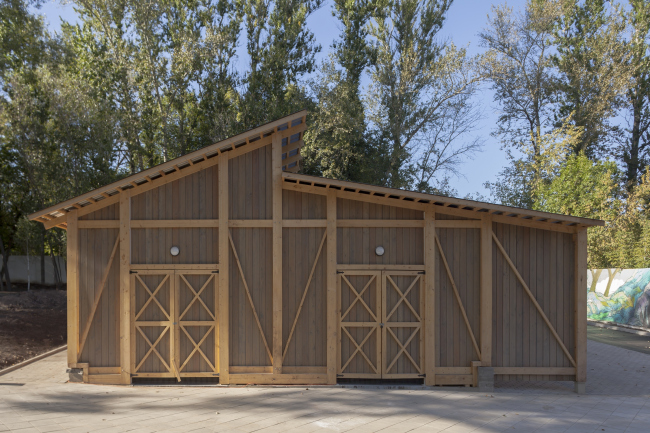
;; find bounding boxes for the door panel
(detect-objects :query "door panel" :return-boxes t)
[338,272,381,378]
[131,271,218,379]
[132,272,174,376]
[176,272,218,376]
[382,272,423,378]
[337,270,424,379]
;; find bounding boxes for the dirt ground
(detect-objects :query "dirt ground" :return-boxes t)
[0,285,66,370]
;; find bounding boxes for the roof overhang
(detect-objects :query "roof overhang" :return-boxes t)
[29,109,604,231]
[281,172,604,229]
[29,110,307,228]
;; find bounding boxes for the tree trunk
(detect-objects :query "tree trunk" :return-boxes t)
[50,250,61,291]
[589,269,603,292]
[40,226,45,285]
[604,268,621,298]
[626,90,642,189]
[0,236,13,291]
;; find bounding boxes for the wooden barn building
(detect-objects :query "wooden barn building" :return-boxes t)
[30,111,602,390]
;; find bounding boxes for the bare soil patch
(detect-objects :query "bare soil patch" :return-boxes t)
[0,286,66,370]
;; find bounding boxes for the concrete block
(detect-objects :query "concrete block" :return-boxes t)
[67,368,83,383]
[575,381,586,394]
[477,366,494,392]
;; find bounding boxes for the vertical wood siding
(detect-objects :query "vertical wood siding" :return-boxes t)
[131,166,218,220]
[229,145,272,219]
[281,227,327,367]
[492,222,576,381]
[434,228,481,368]
[229,228,273,366]
[78,227,120,367]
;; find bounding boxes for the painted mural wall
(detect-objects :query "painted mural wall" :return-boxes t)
[587,268,650,329]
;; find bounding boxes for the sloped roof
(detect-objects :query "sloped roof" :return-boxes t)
[30,110,603,229]
[282,173,604,228]
[29,110,307,226]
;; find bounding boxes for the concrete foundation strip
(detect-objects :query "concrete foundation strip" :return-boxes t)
[0,345,67,377]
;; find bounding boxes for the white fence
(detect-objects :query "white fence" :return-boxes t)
[0,255,66,285]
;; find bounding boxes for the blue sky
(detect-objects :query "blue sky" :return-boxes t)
[37,0,529,198]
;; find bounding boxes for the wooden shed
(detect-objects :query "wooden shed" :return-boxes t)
[30,111,602,388]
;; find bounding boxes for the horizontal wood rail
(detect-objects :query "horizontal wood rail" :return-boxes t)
[130,264,218,271]
[131,220,218,228]
[493,367,576,375]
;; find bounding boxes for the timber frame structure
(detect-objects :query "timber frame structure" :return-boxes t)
[30,110,602,387]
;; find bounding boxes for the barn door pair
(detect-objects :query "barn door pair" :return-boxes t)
[338,271,423,379]
[131,270,218,379]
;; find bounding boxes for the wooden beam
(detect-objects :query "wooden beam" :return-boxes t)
[78,220,120,229]
[435,220,481,229]
[491,214,577,234]
[42,195,120,230]
[575,228,588,383]
[283,219,327,227]
[480,214,492,366]
[130,264,218,271]
[130,219,219,228]
[493,367,576,375]
[423,209,435,386]
[326,189,337,384]
[282,181,428,212]
[66,210,79,368]
[218,152,230,384]
[227,374,329,385]
[337,219,424,228]
[492,232,577,368]
[337,264,425,271]
[272,132,283,375]
[229,220,272,228]
[119,190,132,384]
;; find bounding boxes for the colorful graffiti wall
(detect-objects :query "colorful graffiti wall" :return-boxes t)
[587,268,650,329]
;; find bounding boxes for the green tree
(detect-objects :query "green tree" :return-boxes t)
[552,0,630,156]
[303,0,379,182]
[620,0,650,188]
[367,0,486,190]
[238,0,322,130]
[480,0,560,157]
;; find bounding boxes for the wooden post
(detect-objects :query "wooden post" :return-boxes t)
[219,153,230,384]
[119,190,131,384]
[272,133,283,374]
[326,189,337,384]
[575,228,587,385]
[423,208,435,386]
[480,214,493,366]
[66,209,79,367]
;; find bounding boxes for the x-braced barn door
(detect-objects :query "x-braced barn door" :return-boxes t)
[131,271,218,380]
[382,272,424,378]
[175,272,218,378]
[338,271,423,379]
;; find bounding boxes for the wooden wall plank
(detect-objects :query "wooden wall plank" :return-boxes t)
[67,210,79,367]
[272,133,283,374]
[326,190,337,384]
[119,190,131,384]
[219,154,230,384]
[424,209,435,385]
[480,215,493,367]
[575,228,587,383]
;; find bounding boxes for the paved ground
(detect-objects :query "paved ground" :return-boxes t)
[587,325,650,356]
[1,339,649,433]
